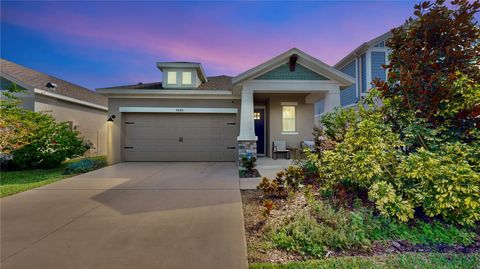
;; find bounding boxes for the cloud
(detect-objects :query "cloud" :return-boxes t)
[2,2,405,72]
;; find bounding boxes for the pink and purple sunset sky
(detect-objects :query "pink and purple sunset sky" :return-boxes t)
[0,0,451,90]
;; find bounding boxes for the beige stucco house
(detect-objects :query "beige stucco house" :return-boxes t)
[97,48,356,165]
[0,59,108,156]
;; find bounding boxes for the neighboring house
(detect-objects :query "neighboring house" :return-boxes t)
[97,48,354,164]
[315,31,392,121]
[0,59,109,156]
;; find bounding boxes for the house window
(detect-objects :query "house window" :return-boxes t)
[167,71,177,85]
[182,72,192,85]
[282,106,296,132]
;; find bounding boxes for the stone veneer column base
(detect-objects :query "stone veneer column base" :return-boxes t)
[237,140,257,170]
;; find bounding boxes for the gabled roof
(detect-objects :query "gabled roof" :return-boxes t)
[156,62,208,83]
[0,58,107,108]
[97,75,232,91]
[334,30,393,69]
[232,48,355,87]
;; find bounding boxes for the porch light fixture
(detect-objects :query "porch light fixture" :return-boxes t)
[107,115,116,122]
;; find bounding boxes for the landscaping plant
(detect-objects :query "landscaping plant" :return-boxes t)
[247,0,480,263]
[0,84,89,169]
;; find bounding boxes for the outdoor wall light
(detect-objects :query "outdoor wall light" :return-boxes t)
[107,115,116,122]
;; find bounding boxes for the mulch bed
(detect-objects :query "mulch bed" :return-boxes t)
[241,190,480,264]
[240,169,261,178]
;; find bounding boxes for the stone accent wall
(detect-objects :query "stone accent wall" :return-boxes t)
[238,140,257,170]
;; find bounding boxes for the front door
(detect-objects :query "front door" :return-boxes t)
[254,108,266,156]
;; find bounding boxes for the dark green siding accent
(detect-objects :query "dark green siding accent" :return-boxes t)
[255,63,328,80]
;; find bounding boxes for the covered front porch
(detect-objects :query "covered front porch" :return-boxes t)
[252,91,334,157]
[232,48,355,165]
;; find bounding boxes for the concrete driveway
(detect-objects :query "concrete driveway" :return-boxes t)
[1,162,248,269]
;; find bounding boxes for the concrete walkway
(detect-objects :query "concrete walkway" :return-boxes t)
[1,162,248,269]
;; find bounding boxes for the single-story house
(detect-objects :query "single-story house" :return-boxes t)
[0,59,109,156]
[97,32,391,165]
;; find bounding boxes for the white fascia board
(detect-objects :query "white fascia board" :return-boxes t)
[244,80,341,94]
[105,95,240,100]
[34,88,108,111]
[119,107,238,114]
[96,89,234,96]
[2,73,107,111]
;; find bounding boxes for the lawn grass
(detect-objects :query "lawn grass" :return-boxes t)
[0,156,107,198]
[250,252,480,269]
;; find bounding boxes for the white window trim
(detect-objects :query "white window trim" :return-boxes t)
[281,132,298,135]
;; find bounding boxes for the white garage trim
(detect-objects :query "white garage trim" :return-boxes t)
[119,107,238,114]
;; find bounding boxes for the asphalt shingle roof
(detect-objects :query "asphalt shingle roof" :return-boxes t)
[1,59,107,107]
[99,75,233,91]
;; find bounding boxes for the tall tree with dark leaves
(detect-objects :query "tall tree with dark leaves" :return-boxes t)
[375,0,480,143]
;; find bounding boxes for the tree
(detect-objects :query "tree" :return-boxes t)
[375,0,480,142]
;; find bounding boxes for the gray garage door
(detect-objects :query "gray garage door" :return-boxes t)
[123,113,238,161]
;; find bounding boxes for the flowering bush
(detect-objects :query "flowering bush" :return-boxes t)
[1,85,89,169]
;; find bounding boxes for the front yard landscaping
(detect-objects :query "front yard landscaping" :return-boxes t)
[242,190,480,266]
[243,1,480,267]
[1,156,107,197]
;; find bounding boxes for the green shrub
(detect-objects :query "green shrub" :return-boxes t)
[398,143,480,225]
[368,142,480,226]
[313,90,480,226]
[11,120,89,169]
[63,158,106,175]
[319,107,357,143]
[241,155,257,171]
[1,85,89,169]
[317,91,402,191]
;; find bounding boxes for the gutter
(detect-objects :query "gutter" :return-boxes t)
[34,88,108,111]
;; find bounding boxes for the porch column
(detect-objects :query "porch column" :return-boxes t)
[237,87,257,168]
[323,91,341,113]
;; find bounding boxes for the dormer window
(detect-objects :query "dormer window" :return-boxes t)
[157,62,207,89]
[182,72,192,85]
[167,71,177,85]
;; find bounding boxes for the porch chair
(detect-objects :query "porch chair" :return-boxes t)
[301,140,316,153]
[272,140,290,160]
